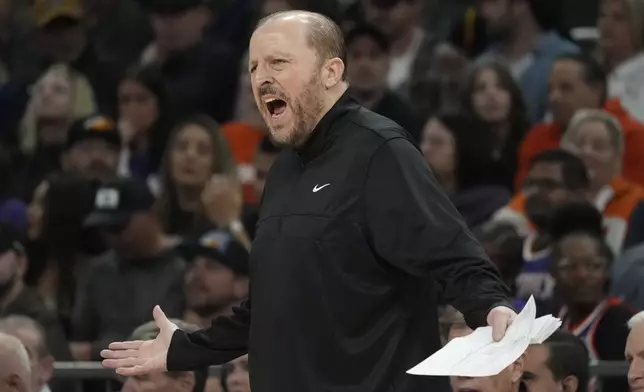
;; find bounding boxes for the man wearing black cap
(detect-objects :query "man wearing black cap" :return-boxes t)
[179,229,249,328]
[345,24,422,141]
[62,114,122,183]
[70,178,185,361]
[137,0,245,124]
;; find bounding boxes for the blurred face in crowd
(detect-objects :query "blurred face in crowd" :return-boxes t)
[38,18,87,63]
[523,162,574,229]
[249,17,330,148]
[32,67,73,120]
[224,355,251,392]
[449,324,524,392]
[27,182,48,241]
[185,256,247,316]
[478,0,515,40]
[363,0,422,39]
[104,212,157,257]
[253,150,278,201]
[0,250,25,299]
[170,124,215,188]
[548,60,604,128]
[7,328,53,392]
[599,0,640,62]
[65,139,120,182]
[524,344,579,392]
[561,119,619,191]
[471,67,512,125]
[121,371,195,392]
[553,233,609,306]
[420,118,456,182]
[626,320,644,392]
[118,79,159,134]
[151,7,209,53]
[347,35,389,95]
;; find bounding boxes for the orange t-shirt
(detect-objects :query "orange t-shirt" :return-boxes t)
[222,122,265,205]
[497,177,644,252]
[515,98,644,189]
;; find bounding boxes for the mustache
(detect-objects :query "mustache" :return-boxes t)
[259,85,288,101]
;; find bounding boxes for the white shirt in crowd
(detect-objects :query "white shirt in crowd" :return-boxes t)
[608,52,644,123]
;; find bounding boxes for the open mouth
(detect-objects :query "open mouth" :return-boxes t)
[264,97,288,118]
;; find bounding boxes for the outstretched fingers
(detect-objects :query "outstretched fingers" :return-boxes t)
[102,356,145,370]
[108,340,145,350]
[100,348,140,359]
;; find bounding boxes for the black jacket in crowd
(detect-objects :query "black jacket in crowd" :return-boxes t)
[166,92,511,391]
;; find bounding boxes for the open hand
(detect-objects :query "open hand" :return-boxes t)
[101,306,178,376]
[487,306,517,341]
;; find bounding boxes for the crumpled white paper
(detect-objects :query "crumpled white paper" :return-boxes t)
[407,296,561,377]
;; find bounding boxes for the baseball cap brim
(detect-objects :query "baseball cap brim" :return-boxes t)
[84,211,131,228]
[37,8,83,28]
[176,241,228,264]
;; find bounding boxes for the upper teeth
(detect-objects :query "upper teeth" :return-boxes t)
[265,98,278,103]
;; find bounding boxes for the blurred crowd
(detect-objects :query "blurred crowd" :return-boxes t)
[0,0,644,391]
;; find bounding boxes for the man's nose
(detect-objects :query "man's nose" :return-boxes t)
[252,64,274,86]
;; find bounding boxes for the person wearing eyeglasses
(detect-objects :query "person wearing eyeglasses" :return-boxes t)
[548,201,633,392]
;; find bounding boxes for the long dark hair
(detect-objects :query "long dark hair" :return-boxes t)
[155,114,237,235]
[119,64,176,173]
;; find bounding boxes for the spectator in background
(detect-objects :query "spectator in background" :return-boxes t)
[440,306,527,392]
[0,332,30,392]
[497,150,590,301]
[0,223,70,363]
[473,222,524,307]
[523,330,590,392]
[117,65,176,185]
[220,355,250,392]
[242,136,281,239]
[61,114,121,183]
[156,115,237,236]
[560,110,644,252]
[0,146,26,231]
[222,52,265,207]
[120,319,207,392]
[138,0,241,124]
[72,178,184,361]
[477,0,578,122]
[345,24,422,141]
[26,174,98,332]
[363,0,428,95]
[0,316,54,392]
[31,0,123,114]
[549,202,633,392]
[18,63,96,199]
[420,114,511,229]
[516,53,644,188]
[599,0,644,122]
[627,311,644,392]
[462,60,530,191]
[178,229,249,328]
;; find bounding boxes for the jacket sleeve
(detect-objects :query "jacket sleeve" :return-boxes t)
[166,298,251,371]
[363,137,512,328]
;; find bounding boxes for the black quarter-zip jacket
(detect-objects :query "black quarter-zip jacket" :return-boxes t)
[166,92,511,391]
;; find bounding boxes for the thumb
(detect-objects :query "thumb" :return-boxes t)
[490,316,509,342]
[153,305,171,330]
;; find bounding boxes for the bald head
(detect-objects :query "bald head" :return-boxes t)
[255,11,346,79]
[0,332,31,392]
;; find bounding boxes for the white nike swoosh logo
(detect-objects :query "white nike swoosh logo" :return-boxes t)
[312,183,330,192]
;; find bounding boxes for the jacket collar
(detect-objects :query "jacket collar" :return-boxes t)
[296,90,360,164]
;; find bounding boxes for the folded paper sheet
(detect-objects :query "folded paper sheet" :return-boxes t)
[407,296,561,377]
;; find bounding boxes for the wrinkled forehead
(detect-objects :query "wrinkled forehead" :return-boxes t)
[249,18,315,62]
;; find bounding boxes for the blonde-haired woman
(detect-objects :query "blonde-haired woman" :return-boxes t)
[561,109,644,252]
[600,0,644,121]
[20,63,96,155]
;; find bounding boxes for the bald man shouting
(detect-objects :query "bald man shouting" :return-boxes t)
[101,11,515,392]
[0,332,31,392]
